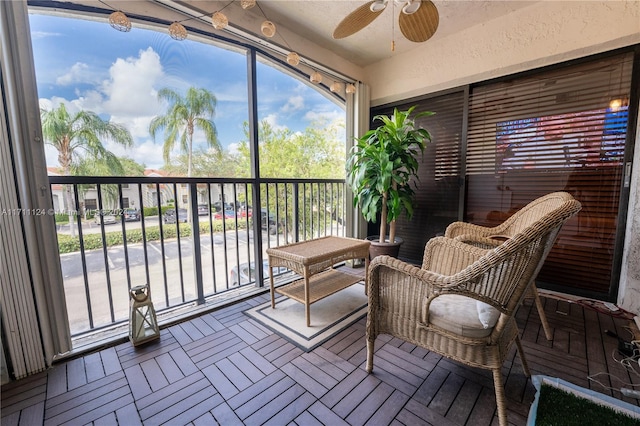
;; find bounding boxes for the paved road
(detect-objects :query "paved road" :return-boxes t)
[59,229,253,278]
[60,228,288,335]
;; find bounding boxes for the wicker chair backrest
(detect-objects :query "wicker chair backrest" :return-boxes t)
[423,193,581,317]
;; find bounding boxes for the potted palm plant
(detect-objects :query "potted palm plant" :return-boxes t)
[347,106,433,258]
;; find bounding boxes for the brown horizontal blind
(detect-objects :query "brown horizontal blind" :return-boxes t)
[371,91,465,263]
[466,52,633,296]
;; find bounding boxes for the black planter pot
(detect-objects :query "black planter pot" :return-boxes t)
[366,236,404,259]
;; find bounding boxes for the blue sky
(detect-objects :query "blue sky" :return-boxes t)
[29,12,344,170]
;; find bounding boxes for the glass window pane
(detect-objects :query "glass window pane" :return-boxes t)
[29,12,249,178]
[255,56,346,179]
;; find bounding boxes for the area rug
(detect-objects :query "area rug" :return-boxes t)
[244,283,368,352]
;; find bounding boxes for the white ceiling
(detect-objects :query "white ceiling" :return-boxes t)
[53,0,537,70]
[171,0,538,67]
[257,0,537,67]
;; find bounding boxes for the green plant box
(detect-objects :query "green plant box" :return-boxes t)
[528,375,640,425]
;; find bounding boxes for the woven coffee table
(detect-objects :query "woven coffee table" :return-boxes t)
[267,236,370,327]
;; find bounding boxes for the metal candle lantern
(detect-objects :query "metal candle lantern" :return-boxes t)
[129,284,160,346]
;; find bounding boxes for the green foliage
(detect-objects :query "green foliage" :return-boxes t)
[117,157,147,176]
[143,207,159,217]
[346,106,432,242]
[162,148,243,178]
[149,87,220,176]
[141,206,172,217]
[236,118,345,179]
[56,219,248,253]
[54,213,69,224]
[73,156,145,177]
[158,116,345,180]
[56,233,80,253]
[40,103,133,175]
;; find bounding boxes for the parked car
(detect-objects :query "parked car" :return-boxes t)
[94,212,117,225]
[163,208,188,224]
[230,261,288,286]
[123,208,141,221]
[214,208,236,220]
[197,204,210,216]
[238,207,252,219]
[261,209,282,235]
[212,201,232,212]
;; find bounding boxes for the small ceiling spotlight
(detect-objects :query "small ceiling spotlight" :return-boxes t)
[310,71,322,84]
[346,84,356,94]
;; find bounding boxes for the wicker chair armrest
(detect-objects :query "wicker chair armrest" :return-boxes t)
[421,236,491,277]
[452,234,504,250]
[367,255,445,331]
[369,255,448,293]
[445,221,495,239]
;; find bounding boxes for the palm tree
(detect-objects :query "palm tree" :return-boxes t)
[40,103,134,235]
[149,87,220,177]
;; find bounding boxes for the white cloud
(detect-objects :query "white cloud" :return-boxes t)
[110,114,156,140]
[281,95,304,113]
[44,144,60,167]
[30,31,61,40]
[304,109,344,124]
[56,62,100,86]
[73,90,106,114]
[101,47,164,117]
[40,96,88,116]
[227,142,240,155]
[262,113,287,132]
[104,138,164,170]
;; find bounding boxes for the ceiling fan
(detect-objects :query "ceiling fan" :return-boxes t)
[333,0,439,43]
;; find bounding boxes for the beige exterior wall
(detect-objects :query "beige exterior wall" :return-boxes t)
[363,1,640,312]
[365,1,640,106]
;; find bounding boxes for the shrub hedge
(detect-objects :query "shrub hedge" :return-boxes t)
[142,206,173,217]
[56,219,247,254]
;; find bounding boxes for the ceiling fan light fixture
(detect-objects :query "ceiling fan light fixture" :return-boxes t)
[310,71,322,84]
[286,52,300,66]
[401,0,421,15]
[346,83,356,94]
[370,0,388,13]
[168,22,187,40]
[261,20,276,37]
[241,0,256,10]
[335,0,438,42]
[211,11,228,30]
[109,11,131,32]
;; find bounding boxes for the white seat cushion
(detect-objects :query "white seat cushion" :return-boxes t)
[428,294,500,338]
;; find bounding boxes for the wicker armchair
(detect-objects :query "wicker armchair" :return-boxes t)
[444,191,579,340]
[366,192,581,426]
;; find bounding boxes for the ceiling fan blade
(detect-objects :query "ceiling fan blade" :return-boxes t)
[333,1,385,39]
[399,0,439,43]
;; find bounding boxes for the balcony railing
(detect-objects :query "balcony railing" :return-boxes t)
[49,176,347,337]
